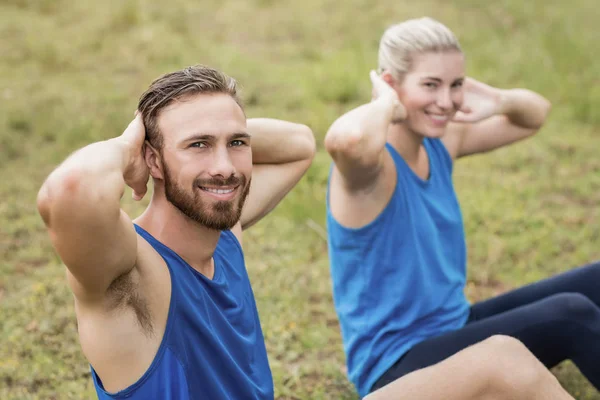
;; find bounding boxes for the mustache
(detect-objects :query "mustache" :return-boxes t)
[194,175,244,187]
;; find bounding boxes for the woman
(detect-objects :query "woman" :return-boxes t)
[324,17,600,398]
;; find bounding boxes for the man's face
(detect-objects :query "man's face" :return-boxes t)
[156,93,252,230]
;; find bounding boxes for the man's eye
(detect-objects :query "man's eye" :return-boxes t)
[191,142,207,148]
[230,140,246,147]
[424,82,437,89]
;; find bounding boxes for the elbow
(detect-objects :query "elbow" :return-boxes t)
[540,97,552,124]
[37,170,86,226]
[285,122,316,162]
[505,89,552,133]
[37,183,52,227]
[324,126,363,159]
[531,98,552,134]
[529,91,553,131]
[300,124,317,161]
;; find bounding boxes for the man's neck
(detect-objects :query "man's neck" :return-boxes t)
[134,196,221,279]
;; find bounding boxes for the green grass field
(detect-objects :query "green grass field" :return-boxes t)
[1,0,599,399]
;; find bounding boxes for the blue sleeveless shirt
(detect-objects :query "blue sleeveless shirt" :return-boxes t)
[92,225,274,400]
[327,139,470,397]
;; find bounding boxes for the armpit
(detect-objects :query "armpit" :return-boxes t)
[107,271,154,336]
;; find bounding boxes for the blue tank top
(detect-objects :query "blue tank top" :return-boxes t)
[91,225,274,399]
[327,139,470,397]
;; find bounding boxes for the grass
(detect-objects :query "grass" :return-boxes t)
[1,0,599,399]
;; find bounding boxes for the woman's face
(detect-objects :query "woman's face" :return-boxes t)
[389,51,465,137]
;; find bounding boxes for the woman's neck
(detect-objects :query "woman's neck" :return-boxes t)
[386,122,424,164]
[386,122,433,180]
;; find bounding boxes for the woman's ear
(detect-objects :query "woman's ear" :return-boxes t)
[380,71,396,87]
[381,70,405,100]
[144,141,164,180]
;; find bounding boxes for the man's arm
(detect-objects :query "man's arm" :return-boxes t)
[37,116,149,304]
[238,118,316,230]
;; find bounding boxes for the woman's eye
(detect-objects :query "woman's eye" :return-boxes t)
[424,82,437,89]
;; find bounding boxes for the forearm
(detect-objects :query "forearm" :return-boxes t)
[38,138,132,226]
[325,96,399,162]
[247,118,315,165]
[498,89,551,129]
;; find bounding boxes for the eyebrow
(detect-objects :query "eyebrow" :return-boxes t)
[421,77,443,83]
[183,132,251,144]
[421,77,464,83]
[230,132,251,140]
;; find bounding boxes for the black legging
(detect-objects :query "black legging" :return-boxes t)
[371,261,600,393]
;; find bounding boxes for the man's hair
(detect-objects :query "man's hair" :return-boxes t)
[137,65,242,149]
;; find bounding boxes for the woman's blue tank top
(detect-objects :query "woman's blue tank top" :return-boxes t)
[327,139,470,397]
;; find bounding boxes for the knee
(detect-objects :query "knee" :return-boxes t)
[480,335,535,368]
[582,260,600,276]
[549,293,599,321]
[477,336,549,397]
[571,262,600,289]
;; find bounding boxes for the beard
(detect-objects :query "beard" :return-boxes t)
[163,163,250,231]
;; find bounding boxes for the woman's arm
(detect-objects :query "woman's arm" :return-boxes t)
[443,78,551,159]
[324,71,406,191]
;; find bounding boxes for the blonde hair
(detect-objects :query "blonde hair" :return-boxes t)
[378,17,462,80]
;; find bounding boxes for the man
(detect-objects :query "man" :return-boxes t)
[37,65,316,399]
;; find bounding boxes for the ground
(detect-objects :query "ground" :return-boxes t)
[1,0,599,399]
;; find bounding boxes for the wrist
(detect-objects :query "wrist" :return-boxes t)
[376,94,405,121]
[111,137,139,174]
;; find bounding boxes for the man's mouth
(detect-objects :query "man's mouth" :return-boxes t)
[197,185,239,200]
[200,187,235,194]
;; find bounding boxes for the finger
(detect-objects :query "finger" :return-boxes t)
[369,70,378,85]
[370,70,386,90]
[370,71,381,99]
[132,193,144,201]
[132,185,147,201]
[125,113,143,131]
[452,112,478,123]
[452,111,468,121]
[121,114,145,142]
[395,104,407,120]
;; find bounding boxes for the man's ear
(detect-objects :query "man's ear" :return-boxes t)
[144,141,164,180]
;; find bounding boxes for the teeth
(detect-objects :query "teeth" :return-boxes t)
[202,187,234,194]
[429,114,448,121]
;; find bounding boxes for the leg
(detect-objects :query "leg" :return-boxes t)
[366,336,573,400]
[371,293,600,392]
[469,261,600,321]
